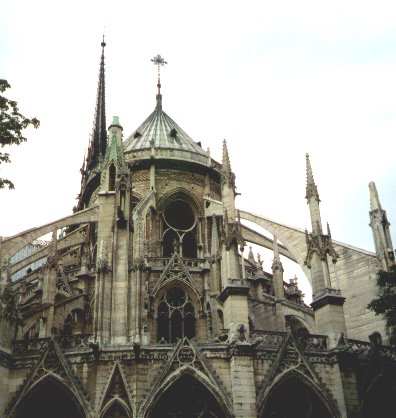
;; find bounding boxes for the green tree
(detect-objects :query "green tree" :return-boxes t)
[368,265,396,345]
[0,79,40,189]
[0,283,19,325]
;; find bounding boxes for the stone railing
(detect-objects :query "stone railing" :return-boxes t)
[344,338,396,359]
[13,333,92,355]
[249,330,287,348]
[13,337,50,355]
[296,334,328,352]
[249,330,328,352]
[212,329,230,343]
[147,257,207,269]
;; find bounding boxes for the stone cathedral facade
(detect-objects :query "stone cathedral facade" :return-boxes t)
[1,43,396,418]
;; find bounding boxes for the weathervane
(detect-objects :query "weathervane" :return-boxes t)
[151,54,167,95]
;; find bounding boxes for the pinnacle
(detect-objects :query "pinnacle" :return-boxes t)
[305,153,320,202]
[222,139,232,174]
[369,181,382,211]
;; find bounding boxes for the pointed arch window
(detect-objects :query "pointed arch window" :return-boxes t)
[157,287,195,343]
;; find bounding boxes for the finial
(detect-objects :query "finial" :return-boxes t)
[151,54,167,99]
[101,34,106,48]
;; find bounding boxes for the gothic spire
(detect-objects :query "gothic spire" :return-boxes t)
[305,153,320,202]
[87,37,107,170]
[369,181,382,211]
[369,181,394,270]
[272,235,285,299]
[305,154,322,235]
[221,139,235,189]
[222,139,232,175]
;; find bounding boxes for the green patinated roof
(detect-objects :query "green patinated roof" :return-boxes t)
[123,95,208,161]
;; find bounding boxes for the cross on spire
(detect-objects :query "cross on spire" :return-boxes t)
[151,54,167,95]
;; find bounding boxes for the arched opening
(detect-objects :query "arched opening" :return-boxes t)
[24,319,40,340]
[285,315,310,339]
[62,309,86,336]
[162,229,180,258]
[162,199,198,258]
[362,372,396,418]
[183,231,198,258]
[157,287,196,343]
[262,375,333,418]
[15,376,85,418]
[150,374,227,418]
[103,401,130,418]
[109,164,116,191]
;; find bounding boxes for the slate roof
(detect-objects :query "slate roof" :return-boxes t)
[123,95,208,160]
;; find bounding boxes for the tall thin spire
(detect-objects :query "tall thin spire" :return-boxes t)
[305,153,320,202]
[87,37,107,169]
[272,235,285,299]
[221,139,235,188]
[151,54,167,109]
[369,181,394,270]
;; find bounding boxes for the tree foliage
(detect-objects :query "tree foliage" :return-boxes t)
[0,284,20,325]
[0,79,40,189]
[368,265,396,345]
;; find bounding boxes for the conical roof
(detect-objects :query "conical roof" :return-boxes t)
[123,95,209,164]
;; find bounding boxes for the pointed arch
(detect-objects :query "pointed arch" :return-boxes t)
[142,367,233,418]
[158,187,203,216]
[260,369,340,418]
[15,373,86,418]
[101,398,132,418]
[97,361,134,417]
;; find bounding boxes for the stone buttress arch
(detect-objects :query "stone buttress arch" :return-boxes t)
[2,206,98,258]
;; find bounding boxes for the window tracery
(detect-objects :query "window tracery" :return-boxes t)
[162,200,197,258]
[157,287,195,343]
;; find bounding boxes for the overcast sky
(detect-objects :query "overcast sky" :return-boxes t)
[1,1,396,298]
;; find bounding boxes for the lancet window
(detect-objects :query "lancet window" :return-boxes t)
[109,164,116,191]
[162,199,197,258]
[157,287,195,343]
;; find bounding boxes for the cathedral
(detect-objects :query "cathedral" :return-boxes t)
[1,41,396,418]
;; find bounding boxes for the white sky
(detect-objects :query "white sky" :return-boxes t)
[1,1,396,300]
